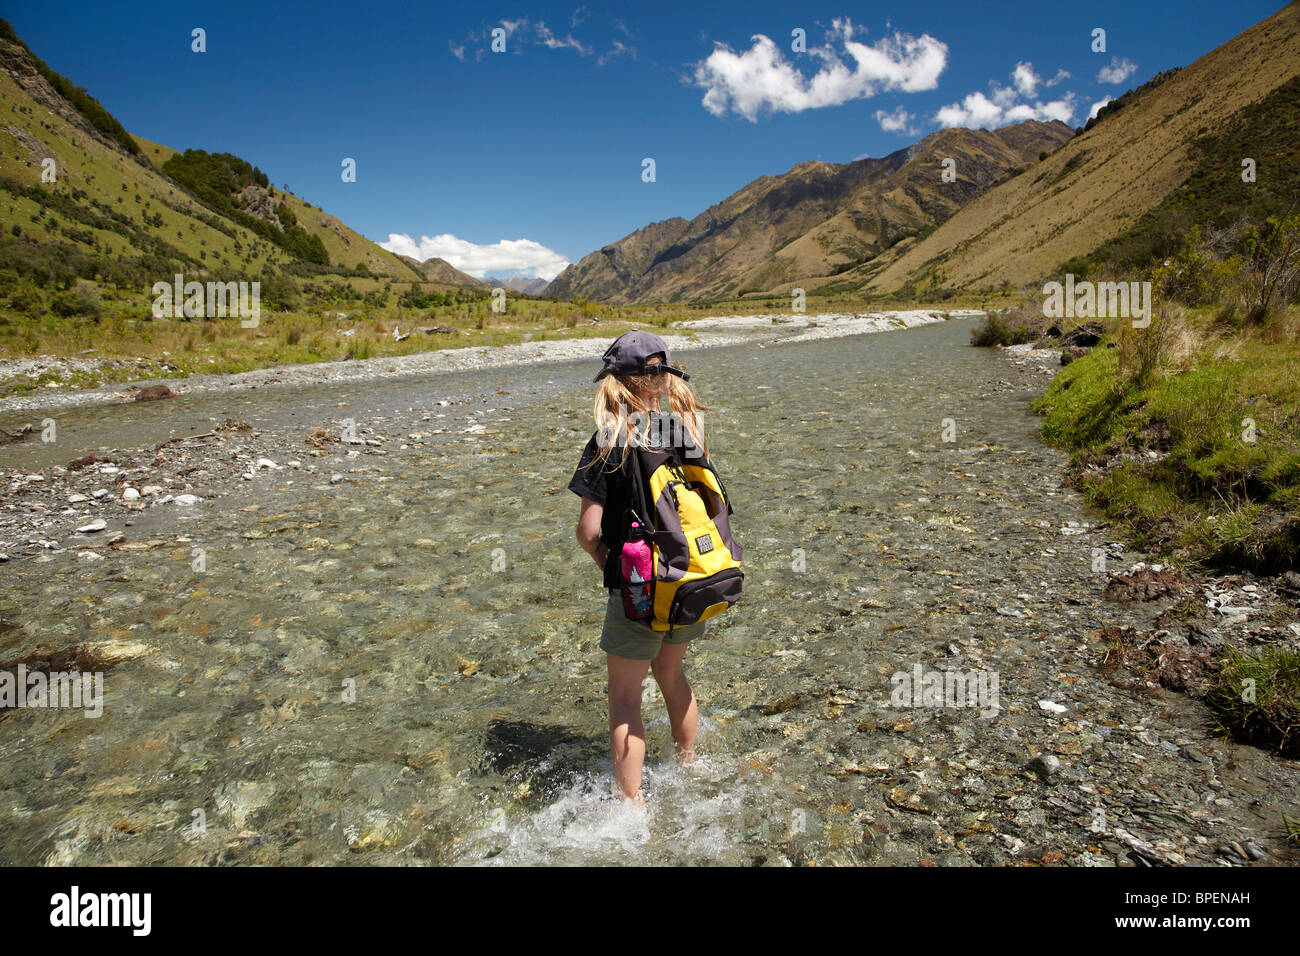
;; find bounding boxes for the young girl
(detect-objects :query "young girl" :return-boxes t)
[568,330,713,804]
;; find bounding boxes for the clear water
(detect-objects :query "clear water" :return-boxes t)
[0,320,1252,865]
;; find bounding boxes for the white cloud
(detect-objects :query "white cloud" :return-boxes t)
[935,65,1077,130]
[1088,96,1114,121]
[1045,68,1070,87]
[460,18,594,61]
[536,21,591,55]
[380,233,571,281]
[1011,61,1040,98]
[692,17,947,122]
[874,104,917,136]
[448,41,465,61]
[1097,56,1137,84]
[598,39,635,67]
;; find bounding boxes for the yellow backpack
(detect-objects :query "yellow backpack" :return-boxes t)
[629,445,743,634]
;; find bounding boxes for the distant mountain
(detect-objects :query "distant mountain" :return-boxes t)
[398,255,485,287]
[853,1,1300,294]
[545,120,1072,304]
[483,275,551,295]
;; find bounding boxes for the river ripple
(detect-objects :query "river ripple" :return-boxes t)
[2,319,1296,866]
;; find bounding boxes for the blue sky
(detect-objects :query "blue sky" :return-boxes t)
[7,0,1287,279]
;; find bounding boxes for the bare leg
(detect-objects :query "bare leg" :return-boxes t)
[651,642,698,763]
[606,653,651,801]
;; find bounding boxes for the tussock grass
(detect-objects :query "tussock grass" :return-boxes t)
[1205,646,1300,756]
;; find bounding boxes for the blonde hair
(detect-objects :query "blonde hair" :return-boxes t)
[589,355,710,468]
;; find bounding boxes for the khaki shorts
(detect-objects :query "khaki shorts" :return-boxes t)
[599,590,708,660]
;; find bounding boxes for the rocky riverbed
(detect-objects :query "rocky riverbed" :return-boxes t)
[0,316,1297,866]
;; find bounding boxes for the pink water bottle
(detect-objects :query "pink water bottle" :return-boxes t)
[620,522,654,621]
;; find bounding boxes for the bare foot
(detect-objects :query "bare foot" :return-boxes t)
[620,790,645,806]
[676,748,696,765]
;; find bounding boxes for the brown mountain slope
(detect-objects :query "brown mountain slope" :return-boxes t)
[396,255,484,286]
[546,121,1072,304]
[855,1,1300,295]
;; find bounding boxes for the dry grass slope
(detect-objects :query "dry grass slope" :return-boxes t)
[864,2,1300,294]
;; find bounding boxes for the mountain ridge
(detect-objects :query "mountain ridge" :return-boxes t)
[545,120,1072,304]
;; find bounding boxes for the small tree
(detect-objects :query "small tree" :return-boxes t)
[1241,212,1300,322]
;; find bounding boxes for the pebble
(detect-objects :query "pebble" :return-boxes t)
[122,487,140,500]
[77,519,107,533]
[1025,754,1061,781]
[173,494,200,506]
[1038,700,1068,714]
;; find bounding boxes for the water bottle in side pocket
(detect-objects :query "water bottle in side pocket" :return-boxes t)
[620,516,653,622]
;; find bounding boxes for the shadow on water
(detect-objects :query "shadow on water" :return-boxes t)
[476,718,608,808]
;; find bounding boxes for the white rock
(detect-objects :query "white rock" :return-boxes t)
[122,487,140,500]
[141,485,164,496]
[256,458,279,470]
[67,493,89,503]
[92,489,109,499]
[173,494,200,506]
[330,474,345,484]
[77,519,107,533]
[77,550,104,561]
[1038,700,1068,714]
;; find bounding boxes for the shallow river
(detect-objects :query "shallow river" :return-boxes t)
[2,319,1295,866]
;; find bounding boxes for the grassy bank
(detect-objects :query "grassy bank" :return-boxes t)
[1030,307,1300,573]
[1024,305,1300,755]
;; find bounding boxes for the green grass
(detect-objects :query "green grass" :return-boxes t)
[1032,308,1300,572]
[1205,646,1300,756]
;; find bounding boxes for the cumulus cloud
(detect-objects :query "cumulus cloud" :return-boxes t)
[1097,56,1137,84]
[380,233,571,281]
[692,17,947,122]
[935,65,1077,129]
[1011,61,1040,98]
[1088,96,1114,121]
[874,104,918,136]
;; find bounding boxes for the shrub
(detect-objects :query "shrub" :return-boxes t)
[49,280,102,319]
[970,307,1044,346]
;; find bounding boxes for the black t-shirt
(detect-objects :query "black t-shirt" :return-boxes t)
[568,432,637,589]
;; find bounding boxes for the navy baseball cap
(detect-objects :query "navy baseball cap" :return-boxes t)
[594,330,690,382]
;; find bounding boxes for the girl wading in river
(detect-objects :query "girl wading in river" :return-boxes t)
[569,330,741,804]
